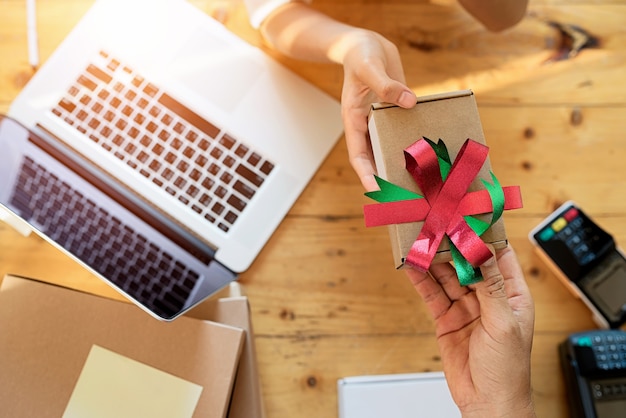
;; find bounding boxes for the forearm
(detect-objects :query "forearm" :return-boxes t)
[458,0,529,32]
[259,2,372,64]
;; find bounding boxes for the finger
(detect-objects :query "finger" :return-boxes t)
[405,267,452,320]
[341,101,378,191]
[342,61,414,190]
[495,246,531,302]
[495,246,535,342]
[349,149,378,191]
[429,262,472,302]
[343,125,377,190]
[355,162,378,191]
[473,255,515,330]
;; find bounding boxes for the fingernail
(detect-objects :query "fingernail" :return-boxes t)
[398,91,416,108]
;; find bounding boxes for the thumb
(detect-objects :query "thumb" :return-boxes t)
[379,81,416,109]
[396,89,418,109]
[473,256,515,330]
[359,64,416,108]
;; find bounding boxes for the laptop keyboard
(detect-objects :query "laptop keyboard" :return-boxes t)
[51,50,275,233]
[10,155,200,318]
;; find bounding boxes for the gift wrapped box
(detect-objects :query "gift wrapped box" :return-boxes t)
[365,90,522,280]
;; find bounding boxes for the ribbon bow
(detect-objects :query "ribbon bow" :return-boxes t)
[364,137,523,285]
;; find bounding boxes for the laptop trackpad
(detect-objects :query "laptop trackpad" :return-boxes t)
[166,26,263,111]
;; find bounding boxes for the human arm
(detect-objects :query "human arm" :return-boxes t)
[252,1,529,190]
[259,2,417,191]
[405,246,536,418]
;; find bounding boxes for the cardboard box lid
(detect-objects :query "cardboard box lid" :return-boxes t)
[368,90,507,268]
[0,275,244,418]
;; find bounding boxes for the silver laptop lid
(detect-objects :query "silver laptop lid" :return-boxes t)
[9,0,343,273]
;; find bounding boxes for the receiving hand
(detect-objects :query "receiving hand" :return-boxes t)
[405,246,536,418]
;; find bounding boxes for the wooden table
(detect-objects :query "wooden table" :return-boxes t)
[2,1,626,417]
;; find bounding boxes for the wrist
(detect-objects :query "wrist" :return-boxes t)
[461,397,536,418]
[326,28,385,65]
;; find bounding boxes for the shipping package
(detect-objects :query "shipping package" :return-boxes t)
[0,275,244,418]
[366,90,518,271]
[189,288,266,418]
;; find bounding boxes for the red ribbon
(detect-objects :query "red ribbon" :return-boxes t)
[364,188,522,227]
[364,138,523,272]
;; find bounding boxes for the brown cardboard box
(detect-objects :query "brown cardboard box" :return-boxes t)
[367,90,507,269]
[189,287,267,418]
[0,275,245,418]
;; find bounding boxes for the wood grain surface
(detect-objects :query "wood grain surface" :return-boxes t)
[1,1,625,417]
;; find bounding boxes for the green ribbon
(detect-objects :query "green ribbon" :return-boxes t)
[365,176,422,203]
[367,139,506,285]
[451,172,506,285]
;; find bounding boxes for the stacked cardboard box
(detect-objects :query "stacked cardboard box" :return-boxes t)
[0,275,265,418]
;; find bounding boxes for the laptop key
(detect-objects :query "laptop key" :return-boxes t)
[185,130,199,142]
[103,110,115,122]
[158,93,220,139]
[219,134,236,149]
[215,186,227,198]
[131,75,144,88]
[220,171,233,185]
[183,146,195,159]
[235,163,264,187]
[199,193,212,206]
[223,155,235,168]
[77,75,97,91]
[9,189,34,219]
[212,202,225,215]
[260,160,275,175]
[58,98,76,113]
[247,152,261,167]
[86,64,112,84]
[224,211,238,225]
[97,89,110,100]
[234,144,248,158]
[107,59,120,72]
[160,113,174,126]
[143,83,159,97]
[227,194,246,212]
[91,102,104,113]
[210,147,223,160]
[174,122,185,134]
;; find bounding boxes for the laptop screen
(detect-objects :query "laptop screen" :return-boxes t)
[0,115,235,320]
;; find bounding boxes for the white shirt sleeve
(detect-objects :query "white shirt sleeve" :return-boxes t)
[243,0,309,29]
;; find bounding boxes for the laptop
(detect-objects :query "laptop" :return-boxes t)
[3,0,343,320]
